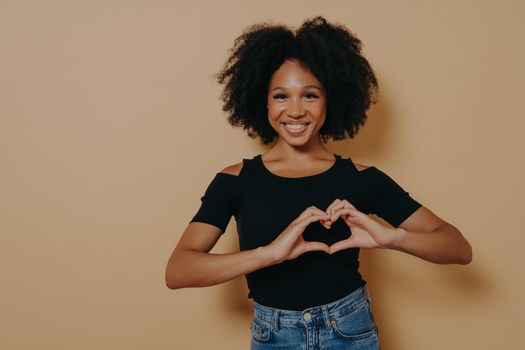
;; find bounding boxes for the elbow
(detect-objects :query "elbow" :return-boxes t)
[458,241,473,265]
[166,282,181,290]
[447,226,472,265]
[165,261,185,290]
[165,250,207,289]
[165,271,178,290]
[166,272,185,290]
[165,276,179,290]
[461,250,473,265]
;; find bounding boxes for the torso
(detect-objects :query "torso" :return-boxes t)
[191,153,419,310]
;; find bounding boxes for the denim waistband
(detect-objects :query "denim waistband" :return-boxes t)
[252,284,372,331]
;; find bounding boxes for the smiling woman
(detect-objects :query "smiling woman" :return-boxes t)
[165,15,472,350]
[267,60,326,143]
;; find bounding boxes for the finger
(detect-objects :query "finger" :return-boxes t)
[294,206,330,223]
[328,200,346,216]
[328,201,352,222]
[331,201,358,220]
[304,241,330,254]
[330,239,357,254]
[339,199,357,210]
[325,199,342,216]
[296,213,332,230]
[297,213,333,234]
[320,220,331,229]
[335,206,365,219]
[334,208,369,228]
[302,206,332,229]
[329,207,357,223]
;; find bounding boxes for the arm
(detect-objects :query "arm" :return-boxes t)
[322,199,472,266]
[355,164,472,265]
[166,206,332,289]
[166,162,274,289]
[387,206,472,265]
[165,222,275,289]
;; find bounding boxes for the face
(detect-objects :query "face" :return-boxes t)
[267,59,326,147]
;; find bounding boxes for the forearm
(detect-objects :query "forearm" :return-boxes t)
[387,224,472,265]
[166,246,275,289]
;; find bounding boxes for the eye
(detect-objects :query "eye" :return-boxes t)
[272,93,319,100]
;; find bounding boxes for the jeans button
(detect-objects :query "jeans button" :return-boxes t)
[303,312,312,321]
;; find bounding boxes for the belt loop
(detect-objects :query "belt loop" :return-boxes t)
[273,309,280,332]
[321,305,332,329]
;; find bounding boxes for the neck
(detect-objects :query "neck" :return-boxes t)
[266,135,332,160]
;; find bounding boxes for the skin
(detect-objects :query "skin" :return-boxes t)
[165,59,472,290]
[265,59,330,167]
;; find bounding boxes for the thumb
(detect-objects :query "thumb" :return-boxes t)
[330,239,357,254]
[304,241,330,254]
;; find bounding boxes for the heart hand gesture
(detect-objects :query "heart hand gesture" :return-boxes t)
[263,200,394,264]
[322,199,393,254]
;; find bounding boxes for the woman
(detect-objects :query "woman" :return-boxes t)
[165,16,472,350]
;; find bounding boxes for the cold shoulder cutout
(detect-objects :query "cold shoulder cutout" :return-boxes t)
[354,162,372,172]
[219,161,244,176]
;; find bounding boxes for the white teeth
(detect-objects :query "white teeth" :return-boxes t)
[283,123,308,131]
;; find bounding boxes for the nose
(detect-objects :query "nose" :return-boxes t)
[287,97,305,118]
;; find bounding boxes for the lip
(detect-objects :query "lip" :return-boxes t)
[281,122,310,135]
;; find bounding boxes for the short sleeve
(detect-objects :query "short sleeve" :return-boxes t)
[189,173,238,233]
[362,167,423,228]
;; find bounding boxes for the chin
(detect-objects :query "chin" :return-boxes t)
[280,133,314,146]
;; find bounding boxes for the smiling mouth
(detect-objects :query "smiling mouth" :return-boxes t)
[281,122,310,133]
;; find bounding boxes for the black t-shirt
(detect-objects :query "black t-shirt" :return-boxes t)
[190,154,422,310]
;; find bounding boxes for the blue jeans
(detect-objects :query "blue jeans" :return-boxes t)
[250,285,381,349]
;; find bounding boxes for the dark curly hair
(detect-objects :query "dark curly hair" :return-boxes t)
[214,16,379,145]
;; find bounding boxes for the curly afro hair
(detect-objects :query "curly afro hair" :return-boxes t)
[214,16,379,145]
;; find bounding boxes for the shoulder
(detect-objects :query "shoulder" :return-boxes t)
[353,162,372,172]
[219,161,244,176]
[339,155,372,172]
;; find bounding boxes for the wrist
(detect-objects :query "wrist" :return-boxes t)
[388,227,407,250]
[256,245,278,267]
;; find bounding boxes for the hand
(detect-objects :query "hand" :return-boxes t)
[263,206,331,264]
[324,199,394,254]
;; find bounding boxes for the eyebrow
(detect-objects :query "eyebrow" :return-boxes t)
[271,85,322,92]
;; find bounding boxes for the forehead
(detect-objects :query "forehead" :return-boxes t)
[269,60,321,88]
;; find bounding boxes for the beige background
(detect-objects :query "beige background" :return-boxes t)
[1,0,523,349]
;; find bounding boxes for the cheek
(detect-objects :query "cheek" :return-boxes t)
[308,104,325,120]
[267,103,283,118]
[313,99,326,112]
